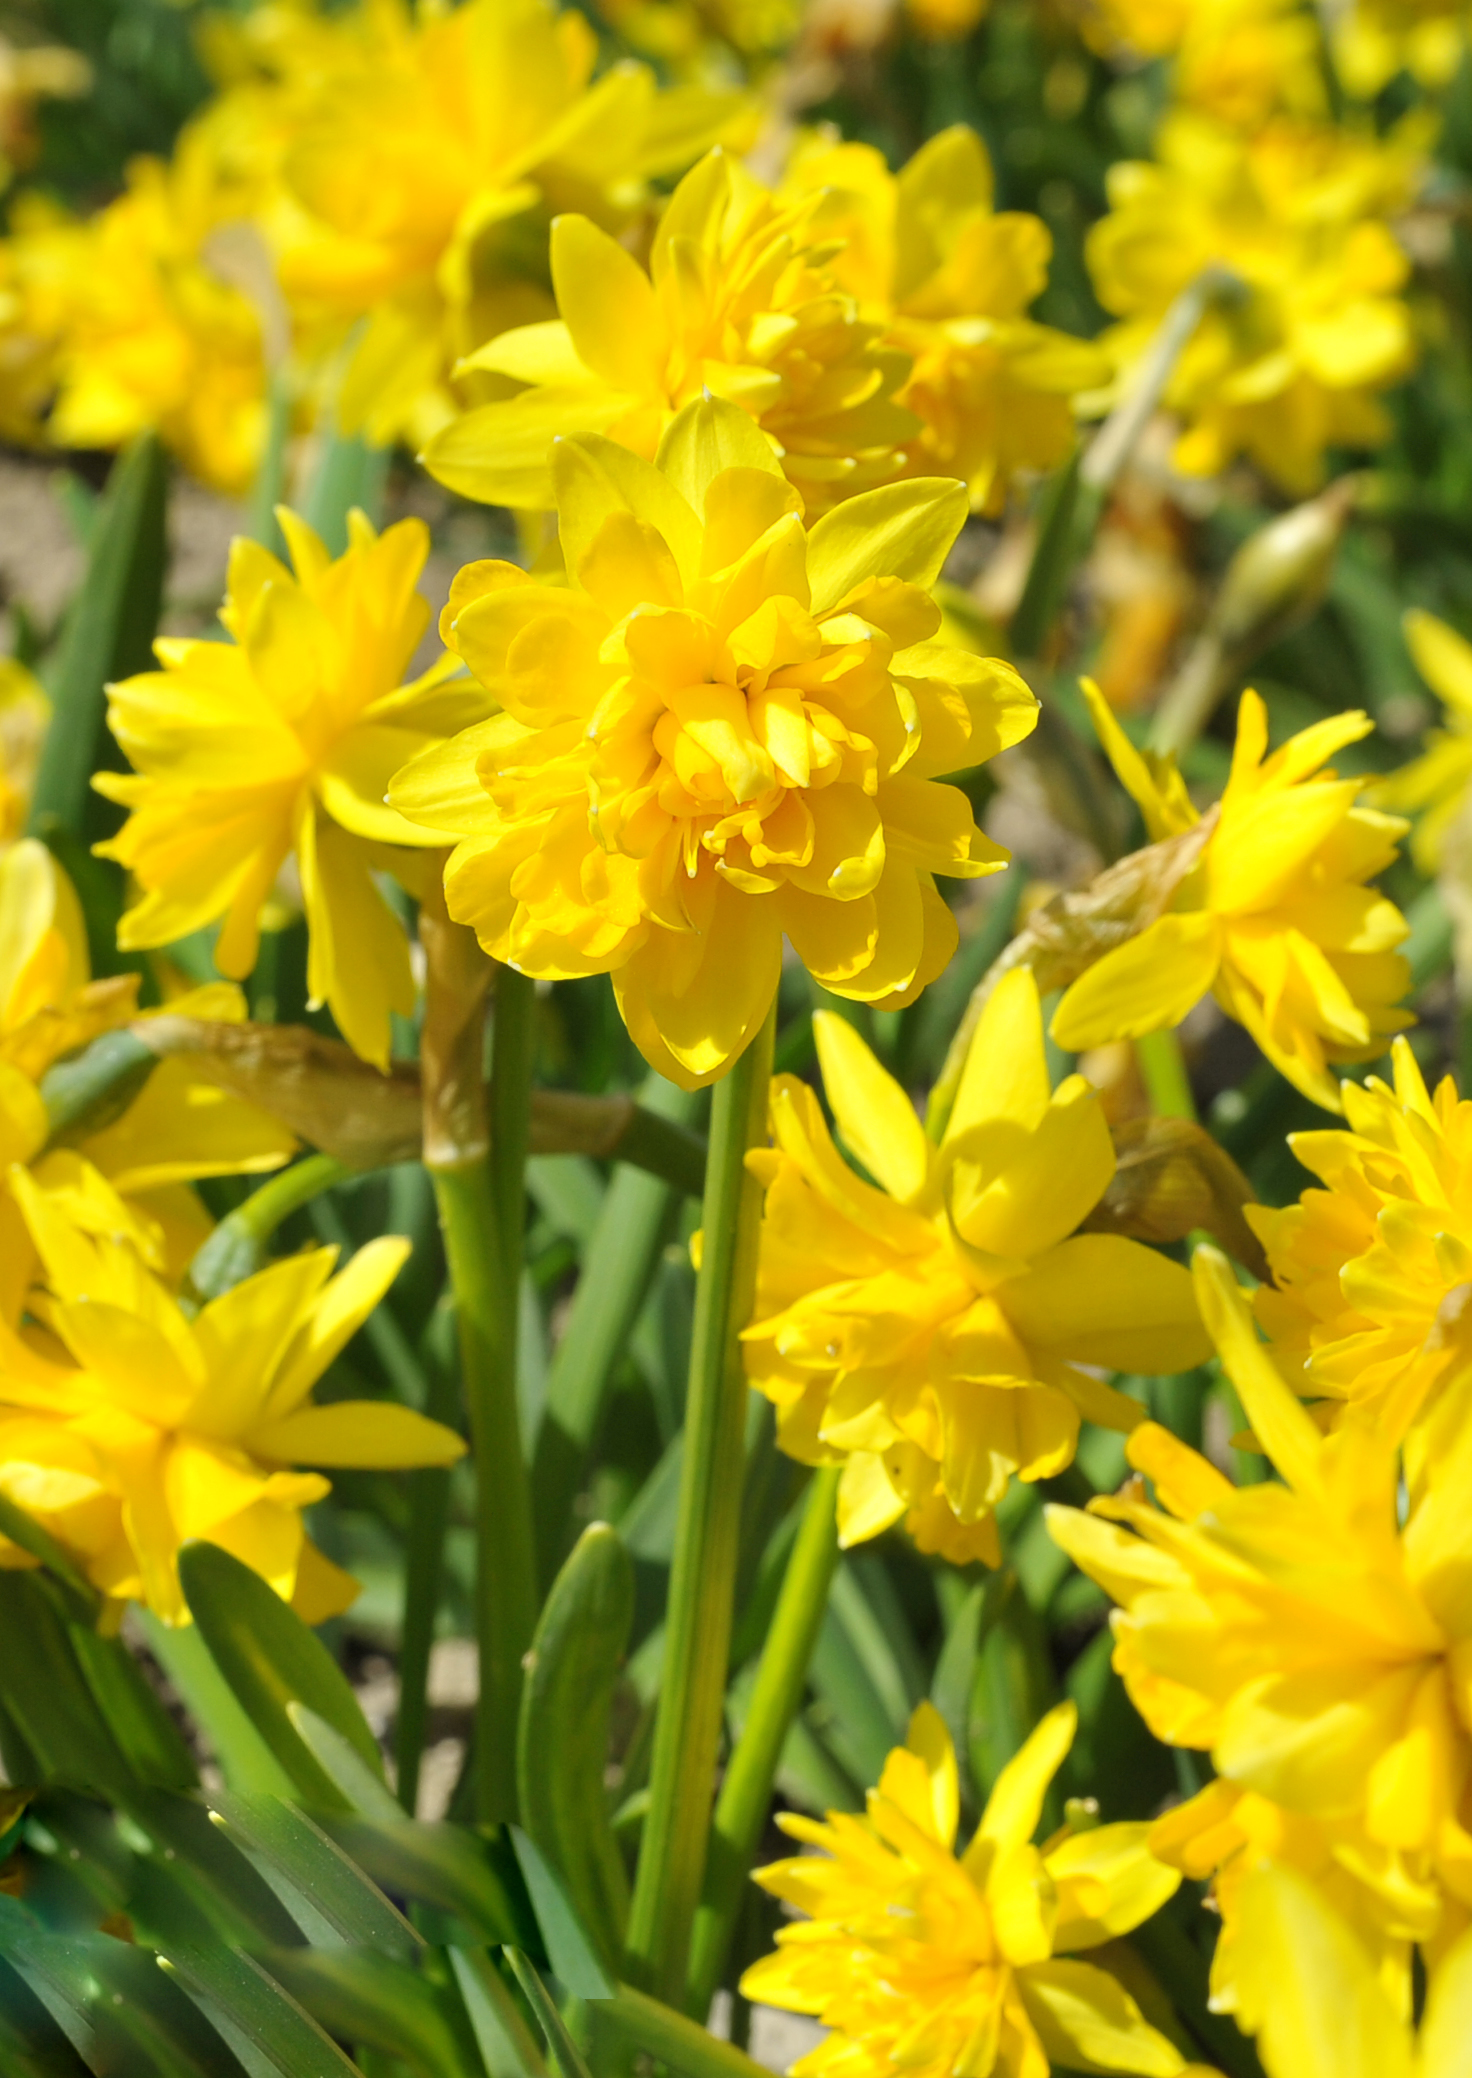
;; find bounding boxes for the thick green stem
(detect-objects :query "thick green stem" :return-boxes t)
[624,1005,776,2003]
[186,1154,350,1302]
[490,969,537,1319]
[1134,1028,1197,1123]
[395,1305,460,1816]
[686,1465,840,2016]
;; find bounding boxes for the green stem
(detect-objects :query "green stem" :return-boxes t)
[686,1465,840,2016]
[490,969,537,1317]
[394,1305,459,1816]
[1134,1028,1197,1124]
[623,1005,776,2004]
[186,1154,350,1302]
[434,1159,536,1825]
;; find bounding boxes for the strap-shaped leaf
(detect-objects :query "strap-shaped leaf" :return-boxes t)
[210,1796,420,1957]
[503,1949,594,2078]
[0,1576,134,1801]
[509,1833,612,2002]
[448,1948,550,2078]
[516,1524,633,1965]
[178,1543,383,1809]
[156,1941,361,2078]
[67,1627,197,1792]
[264,1948,474,2078]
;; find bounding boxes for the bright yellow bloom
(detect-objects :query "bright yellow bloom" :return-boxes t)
[1248,1037,1472,1417]
[393,396,1036,1087]
[98,508,488,1070]
[0,1166,464,1622]
[777,130,1109,515]
[1069,0,1326,126]
[423,147,918,516]
[1234,1862,1472,2078]
[1086,111,1423,494]
[740,1698,1192,2078]
[1052,683,1412,1113]
[1374,610,1472,876]
[0,839,296,1322]
[1047,1245,1472,1972]
[260,0,745,449]
[743,976,1209,1562]
[1331,0,1467,99]
[0,655,47,844]
[6,120,269,493]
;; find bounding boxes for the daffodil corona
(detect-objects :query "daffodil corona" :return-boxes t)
[99,507,489,1070]
[0,1166,464,1622]
[394,395,1038,1086]
[743,975,1209,1560]
[741,1699,1191,2078]
[1052,682,1412,1112]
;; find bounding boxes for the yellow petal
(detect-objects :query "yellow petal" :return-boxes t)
[1015,1959,1185,2078]
[248,1402,466,1469]
[813,1010,931,1207]
[1046,1823,1181,1949]
[1191,1246,1324,1494]
[1050,913,1224,1052]
[945,965,1051,1149]
[1405,608,1472,721]
[970,1699,1077,1864]
[261,1237,412,1420]
[1231,1863,1412,2078]
[550,212,667,400]
[1000,1235,1210,1375]
[948,1073,1115,1261]
[806,479,968,616]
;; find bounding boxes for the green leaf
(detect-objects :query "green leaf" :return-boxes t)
[138,1613,298,1800]
[593,1984,775,2078]
[449,1947,551,2078]
[517,1525,632,1965]
[0,1952,91,2078]
[503,1949,594,2078]
[157,1942,362,2078]
[0,1575,134,1800]
[178,1542,383,1809]
[321,1806,539,1951]
[209,1795,421,1957]
[300,424,390,555]
[509,1831,613,2002]
[0,1494,96,1609]
[67,1626,197,1791]
[29,432,169,840]
[264,1948,476,2078]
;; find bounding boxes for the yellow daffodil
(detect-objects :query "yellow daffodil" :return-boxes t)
[98,508,489,1071]
[423,147,918,516]
[393,395,1037,1087]
[1248,1037,1472,1416]
[1047,1245,1472,1977]
[1374,610,1472,876]
[1087,111,1423,494]
[1234,1862,1472,2078]
[0,838,295,1323]
[740,1698,1193,2078]
[0,1164,464,1623]
[6,120,269,493]
[743,976,1209,1561]
[1331,0,1467,99]
[263,0,746,449]
[1069,0,1325,126]
[0,655,47,845]
[1052,682,1412,1113]
[778,129,1110,515]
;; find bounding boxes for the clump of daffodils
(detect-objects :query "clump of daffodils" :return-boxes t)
[395,395,1038,1087]
[0,1165,464,1624]
[1048,1244,1472,2013]
[743,974,1208,1562]
[1086,109,1425,494]
[97,507,489,1070]
[741,1698,1193,2078]
[1052,682,1412,1113]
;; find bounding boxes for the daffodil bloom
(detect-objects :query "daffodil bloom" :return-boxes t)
[5,121,268,493]
[1233,1862,1472,2078]
[0,1164,464,1623]
[423,147,917,516]
[740,1698,1192,2078]
[0,838,295,1320]
[393,396,1037,1087]
[1373,610,1472,876]
[0,655,47,843]
[1087,111,1423,494]
[1248,1037,1472,1417]
[1068,0,1325,126]
[98,508,488,1070]
[260,0,745,450]
[1047,1245,1472,1969]
[1052,682,1412,1113]
[743,976,1209,1561]
[778,129,1109,515]
[1331,0,1467,100]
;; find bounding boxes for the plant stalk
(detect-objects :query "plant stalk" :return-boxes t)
[1134,1027,1198,1123]
[686,1464,840,2016]
[623,1005,776,2004]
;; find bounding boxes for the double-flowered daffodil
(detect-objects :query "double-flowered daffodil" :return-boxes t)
[777,128,1110,515]
[743,974,1209,1561]
[1052,682,1412,1112]
[393,395,1037,1087]
[423,147,917,516]
[1086,111,1423,494]
[98,507,489,1070]
[0,1165,464,1623]
[740,1698,1193,2078]
[0,838,295,1318]
[1047,1245,1472,1997]
[1248,1037,1472,1417]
